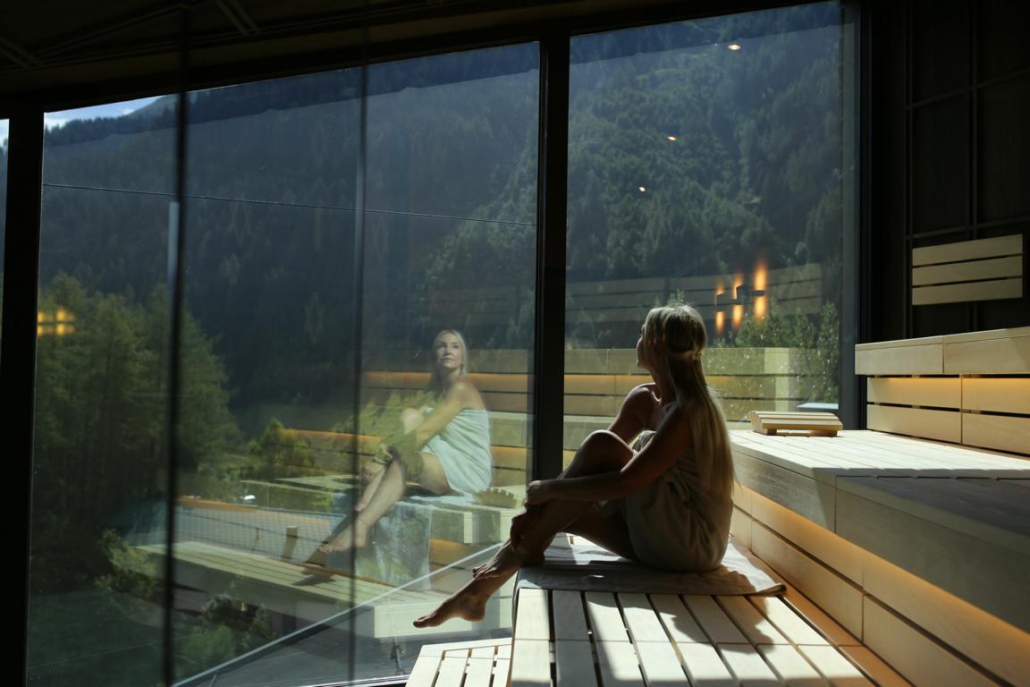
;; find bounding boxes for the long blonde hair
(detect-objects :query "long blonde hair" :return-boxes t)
[644,305,735,499]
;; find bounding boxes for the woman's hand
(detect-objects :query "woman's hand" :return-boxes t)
[524,480,555,506]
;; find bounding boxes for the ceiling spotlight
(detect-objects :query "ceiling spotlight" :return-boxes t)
[728,43,742,51]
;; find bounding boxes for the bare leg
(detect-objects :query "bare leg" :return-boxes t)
[472,430,633,579]
[355,465,386,512]
[321,460,406,553]
[416,432,633,628]
[321,448,452,554]
[413,558,514,627]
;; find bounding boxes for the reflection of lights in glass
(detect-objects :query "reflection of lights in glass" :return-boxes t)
[753,259,768,320]
[667,135,677,141]
[728,43,742,51]
[638,186,647,193]
[37,308,76,337]
[716,310,726,337]
[733,304,744,327]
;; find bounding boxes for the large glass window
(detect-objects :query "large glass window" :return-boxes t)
[564,3,852,454]
[20,5,856,684]
[28,98,175,686]
[169,44,539,686]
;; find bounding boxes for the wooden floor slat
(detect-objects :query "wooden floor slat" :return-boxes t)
[757,643,828,686]
[410,537,916,687]
[650,593,709,644]
[595,640,644,686]
[718,642,782,686]
[798,645,876,686]
[684,595,750,644]
[436,650,470,687]
[678,641,738,686]
[554,640,597,687]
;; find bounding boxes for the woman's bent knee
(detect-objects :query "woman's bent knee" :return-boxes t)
[571,430,631,473]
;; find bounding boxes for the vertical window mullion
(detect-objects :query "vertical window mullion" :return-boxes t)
[3,105,45,687]
[533,31,570,480]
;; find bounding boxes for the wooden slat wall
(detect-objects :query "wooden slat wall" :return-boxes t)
[866,405,962,444]
[912,235,1024,306]
[858,328,1030,457]
[732,484,1030,686]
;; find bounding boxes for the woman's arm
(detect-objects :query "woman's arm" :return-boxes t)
[607,384,657,444]
[410,379,477,448]
[528,406,690,504]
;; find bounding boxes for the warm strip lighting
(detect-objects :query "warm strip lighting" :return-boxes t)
[728,43,742,51]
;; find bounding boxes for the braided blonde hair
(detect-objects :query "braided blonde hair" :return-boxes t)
[643,304,735,498]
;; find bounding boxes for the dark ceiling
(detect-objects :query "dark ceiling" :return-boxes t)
[0,0,713,108]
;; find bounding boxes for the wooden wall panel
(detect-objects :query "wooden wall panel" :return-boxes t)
[750,522,865,639]
[962,377,1030,415]
[863,553,1030,687]
[855,343,944,375]
[913,278,1022,306]
[944,330,1030,373]
[866,404,961,444]
[913,235,1023,266]
[963,413,1030,456]
[912,255,1022,286]
[862,598,996,687]
[867,377,961,408]
[751,492,865,585]
[836,486,1030,632]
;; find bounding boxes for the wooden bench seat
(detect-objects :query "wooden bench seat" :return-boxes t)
[731,436,1030,686]
[409,536,909,686]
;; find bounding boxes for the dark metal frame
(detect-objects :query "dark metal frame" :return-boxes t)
[3,0,864,684]
[2,104,44,687]
[532,30,570,479]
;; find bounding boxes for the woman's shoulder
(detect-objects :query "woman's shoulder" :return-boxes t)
[623,383,661,420]
[448,376,486,409]
[627,382,659,398]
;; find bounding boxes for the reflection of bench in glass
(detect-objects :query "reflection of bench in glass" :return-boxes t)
[361,345,821,474]
[130,539,512,639]
[731,327,1030,686]
[424,264,824,343]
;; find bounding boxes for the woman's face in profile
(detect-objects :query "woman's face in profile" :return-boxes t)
[434,333,464,373]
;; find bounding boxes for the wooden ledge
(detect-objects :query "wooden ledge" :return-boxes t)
[731,429,1030,633]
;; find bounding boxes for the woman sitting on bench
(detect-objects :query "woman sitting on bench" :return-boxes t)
[314,329,492,557]
[415,304,734,627]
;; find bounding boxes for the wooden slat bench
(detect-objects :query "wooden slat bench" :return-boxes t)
[409,535,909,686]
[407,638,512,687]
[731,327,1030,686]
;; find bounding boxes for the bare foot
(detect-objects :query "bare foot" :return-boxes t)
[413,586,488,628]
[472,541,542,580]
[304,548,328,568]
[319,518,369,553]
